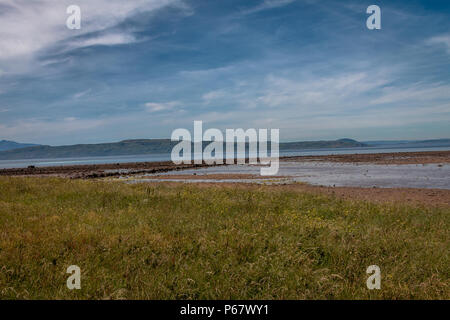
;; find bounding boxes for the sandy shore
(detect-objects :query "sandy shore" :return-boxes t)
[0,161,220,178]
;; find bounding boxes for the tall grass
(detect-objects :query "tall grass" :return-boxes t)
[0,177,448,299]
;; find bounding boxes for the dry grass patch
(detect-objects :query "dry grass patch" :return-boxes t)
[0,177,448,299]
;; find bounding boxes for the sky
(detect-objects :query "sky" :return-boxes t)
[0,0,449,145]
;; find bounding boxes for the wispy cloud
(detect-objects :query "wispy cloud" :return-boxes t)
[179,66,236,78]
[242,0,296,15]
[252,71,390,111]
[427,34,450,53]
[71,33,138,48]
[0,0,185,73]
[0,0,449,143]
[72,89,92,100]
[145,101,180,113]
[0,117,106,141]
[202,90,227,104]
[370,83,450,105]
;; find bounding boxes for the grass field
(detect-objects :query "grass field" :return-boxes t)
[0,177,448,299]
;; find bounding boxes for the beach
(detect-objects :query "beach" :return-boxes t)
[1,149,449,299]
[1,150,449,207]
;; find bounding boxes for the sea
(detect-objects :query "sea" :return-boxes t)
[0,145,449,169]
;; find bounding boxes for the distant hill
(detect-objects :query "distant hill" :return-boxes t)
[0,139,175,160]
[280,138,367,150]
[364,139,450,148]
[0,140,40,152]
[0,138,367,160]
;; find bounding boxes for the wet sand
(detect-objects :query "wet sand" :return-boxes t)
[133,154,450,190]
[136,173,287,180]
[283,150,450,165]
[128,163,450,189]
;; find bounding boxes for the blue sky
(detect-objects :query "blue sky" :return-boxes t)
[0,0,449,145]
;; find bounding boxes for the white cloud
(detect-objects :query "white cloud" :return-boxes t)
[72,89,92,99]
[0,111,183,144]
[202,90,226,104]
[189,67,450,139]
[145,101,180,112]
[0,117,106,140]
[370,84,450,105]
[253,72,389,112]
[0,0,185,72]
[72,33,138,48]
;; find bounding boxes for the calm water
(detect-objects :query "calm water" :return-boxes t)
[0,146,449,169]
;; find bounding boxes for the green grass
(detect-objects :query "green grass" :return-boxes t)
[0,177,448,299]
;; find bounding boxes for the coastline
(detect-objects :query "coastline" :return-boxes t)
[1,150,449,207]
[1,150,449,178]
[282,150,450,165]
